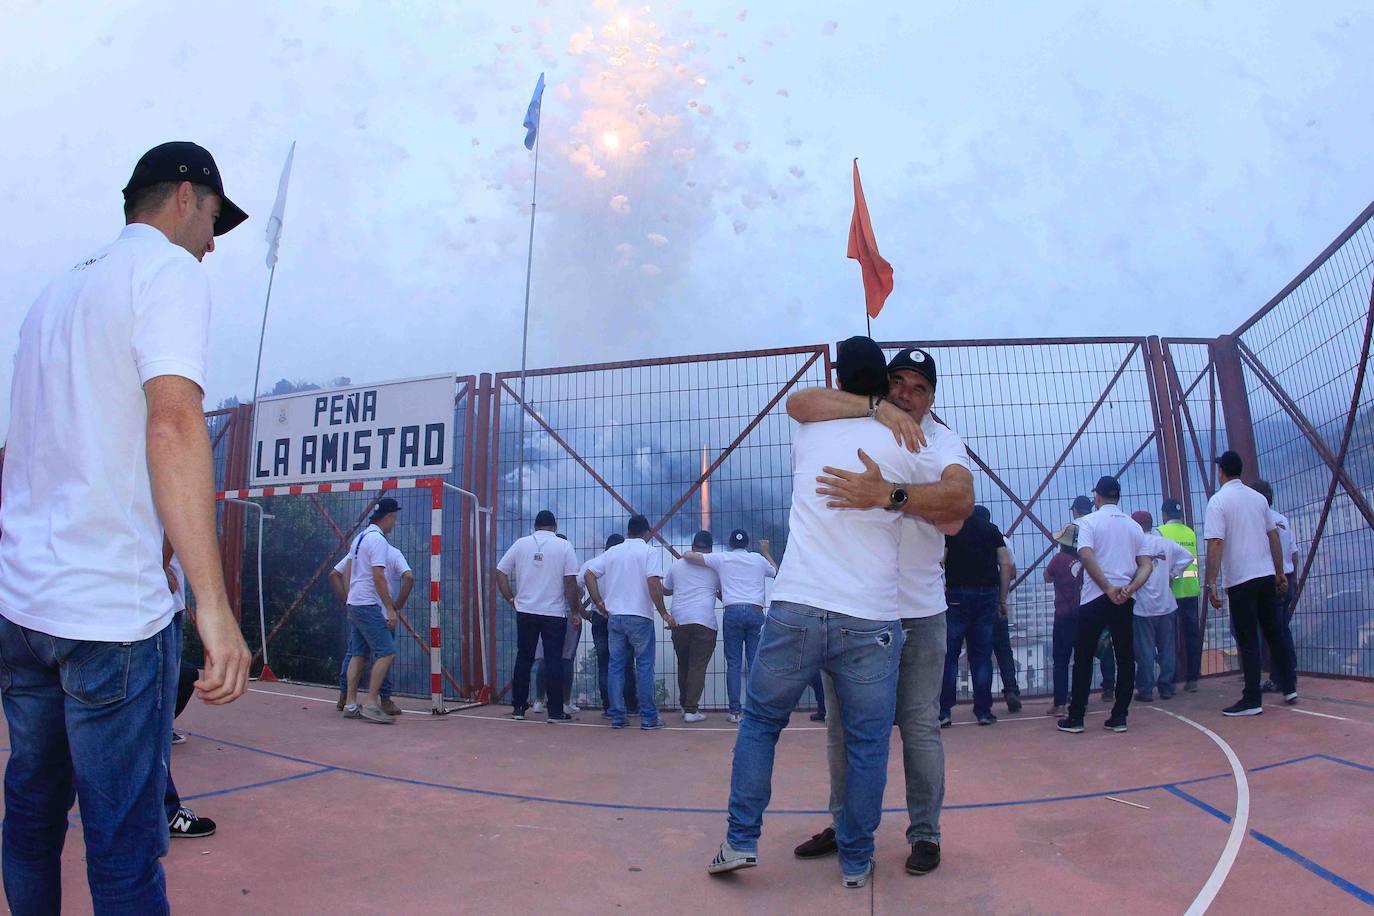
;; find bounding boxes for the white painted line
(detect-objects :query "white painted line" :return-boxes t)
[1286,707,1351,722]
[1150,707,1249,916]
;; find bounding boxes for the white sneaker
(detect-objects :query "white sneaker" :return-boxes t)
[684,712,707,723]
[565,704,581,714]
[531,700,545,713]
[728,713,741,724]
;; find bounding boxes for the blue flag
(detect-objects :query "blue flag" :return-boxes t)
[523,72,546,150]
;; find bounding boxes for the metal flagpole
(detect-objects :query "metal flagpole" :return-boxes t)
[251,266,276,405]
[516,129,541,533]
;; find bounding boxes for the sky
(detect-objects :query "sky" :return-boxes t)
[3,0,1373,437]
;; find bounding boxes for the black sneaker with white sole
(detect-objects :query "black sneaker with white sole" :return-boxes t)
[1222,702,1263,717]
[1056,717,1085,733]
[168,807,216,839]
[1283,691,1298,705]
[1103,715,1128,732]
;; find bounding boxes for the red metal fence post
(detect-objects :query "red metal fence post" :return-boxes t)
[220,403,254,621]
[1209,335,1259,483]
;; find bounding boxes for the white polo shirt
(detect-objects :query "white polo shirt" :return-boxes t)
[1133,531,1195,617]
[346,525,394,607]
[700,549,775,608]
[1204,479,1278,588]
[1075,504,1149,605]
[496,531,578,618]
[334,545,412,619]
[583,537,663,619]
[1270,508,1296,574]
[771,418,925,620]
[169,556,188,613]
[897,416,972,618]
[0,224,211,642]
[664,557,720,629]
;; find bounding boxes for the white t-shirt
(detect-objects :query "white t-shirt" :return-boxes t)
[897,416,972,618]
[701,550,775,608]
[1075,504,1149,605]
[1133,531,1195,617]
[0,224,211,642]
[1270,509,1296,574]
[664,556,721,629]
[334,545,412,619]
[169,556,188,613]
[1203,479,1278,588]
[496,531,578,618]
[770,418,925,620]
[346,525,395,607]
[583,538,662,619]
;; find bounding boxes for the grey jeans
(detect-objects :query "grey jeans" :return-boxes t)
[824,613,946,844]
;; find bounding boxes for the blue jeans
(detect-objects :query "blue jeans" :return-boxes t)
[1175,595,1202,683]
[607,615,657,726]
[0,615,177,915]
[726,601,903,876]
[1133,613,1177,699]
[721,604,764,714]
[591,615,637,711]
[992,613,1020,694]
[939,588,996,718]
[1052,613,1117,706]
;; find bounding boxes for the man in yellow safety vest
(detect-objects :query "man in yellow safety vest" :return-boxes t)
[1158,499,1202,691]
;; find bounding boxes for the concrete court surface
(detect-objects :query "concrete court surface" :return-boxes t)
[3,673,1372,914]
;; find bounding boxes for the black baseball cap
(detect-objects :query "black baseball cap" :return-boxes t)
[534,509,556,528]
[370,497,401,520]
[1093,475,1121,500]
[122,141,248,236]
[1070,495,1095,516]
[729,528,749,548]
[1161,498,1183,518]
[835,336,889,397]
[887,347,937,389]
[692,530,713,550]
[1215,450,1243,478]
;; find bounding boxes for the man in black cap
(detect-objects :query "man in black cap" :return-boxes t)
[0,141,250,912]
[343,498,406,723]
[1203,452,1296,715]
[1158,498,1202,692]
[496,510,581,721]
[666,531,723,722]
[1057,476,1153,734]
[1070,494,1117,701]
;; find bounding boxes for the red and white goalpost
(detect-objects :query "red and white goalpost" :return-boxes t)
[217,475,453,714]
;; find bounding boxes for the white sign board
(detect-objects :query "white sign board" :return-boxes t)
[250,374,455,486]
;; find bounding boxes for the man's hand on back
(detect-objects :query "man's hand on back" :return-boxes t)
[816,449,890,510]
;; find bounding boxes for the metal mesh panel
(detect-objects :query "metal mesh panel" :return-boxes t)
[1235,205,1374,678]
[491,347,829,710]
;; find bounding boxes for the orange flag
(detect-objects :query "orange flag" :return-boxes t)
[847,159,894,319]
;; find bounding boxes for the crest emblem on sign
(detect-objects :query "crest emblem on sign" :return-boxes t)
[276,407,289,425]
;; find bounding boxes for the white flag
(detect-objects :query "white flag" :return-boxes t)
[264,141,296,269]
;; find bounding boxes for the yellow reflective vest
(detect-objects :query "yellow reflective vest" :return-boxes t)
[1158,520,1200,598]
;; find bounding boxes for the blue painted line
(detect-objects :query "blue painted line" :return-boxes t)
[183,731,1322,817]
[1315,753,1374,775]
[180,766,336,803]
[1166,784,1374,907]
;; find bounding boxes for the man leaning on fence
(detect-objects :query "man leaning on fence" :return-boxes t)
[496,509,581,723]
[665,530,722,723]
[1203,452,1297,715]
[0,141,251,914]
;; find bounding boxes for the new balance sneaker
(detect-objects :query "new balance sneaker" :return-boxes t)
[841,859,875,888]
[511,706,528,720]
[708,841,758,875]
[1284,691,1299,705]
[171,731,188,746]
[530,700,546,713]
[1056,717,1085,733]
[1222,702,1263,717]
[381,699,403,717]
[360,704,395,724]
[683,712,707,723]
[343,704,362,719]
[793,826,837,859]
[905,840,940,875]
[1004,690,1023,713]
[168,807,216,839]
[1103,715,1128,732]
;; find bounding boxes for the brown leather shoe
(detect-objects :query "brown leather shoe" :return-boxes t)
[381,699,403,717]
[906,841,940,875]
[794,826,837,859]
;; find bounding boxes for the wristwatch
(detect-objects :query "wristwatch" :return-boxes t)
[867,395,884,417]
[887,485,909,511]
